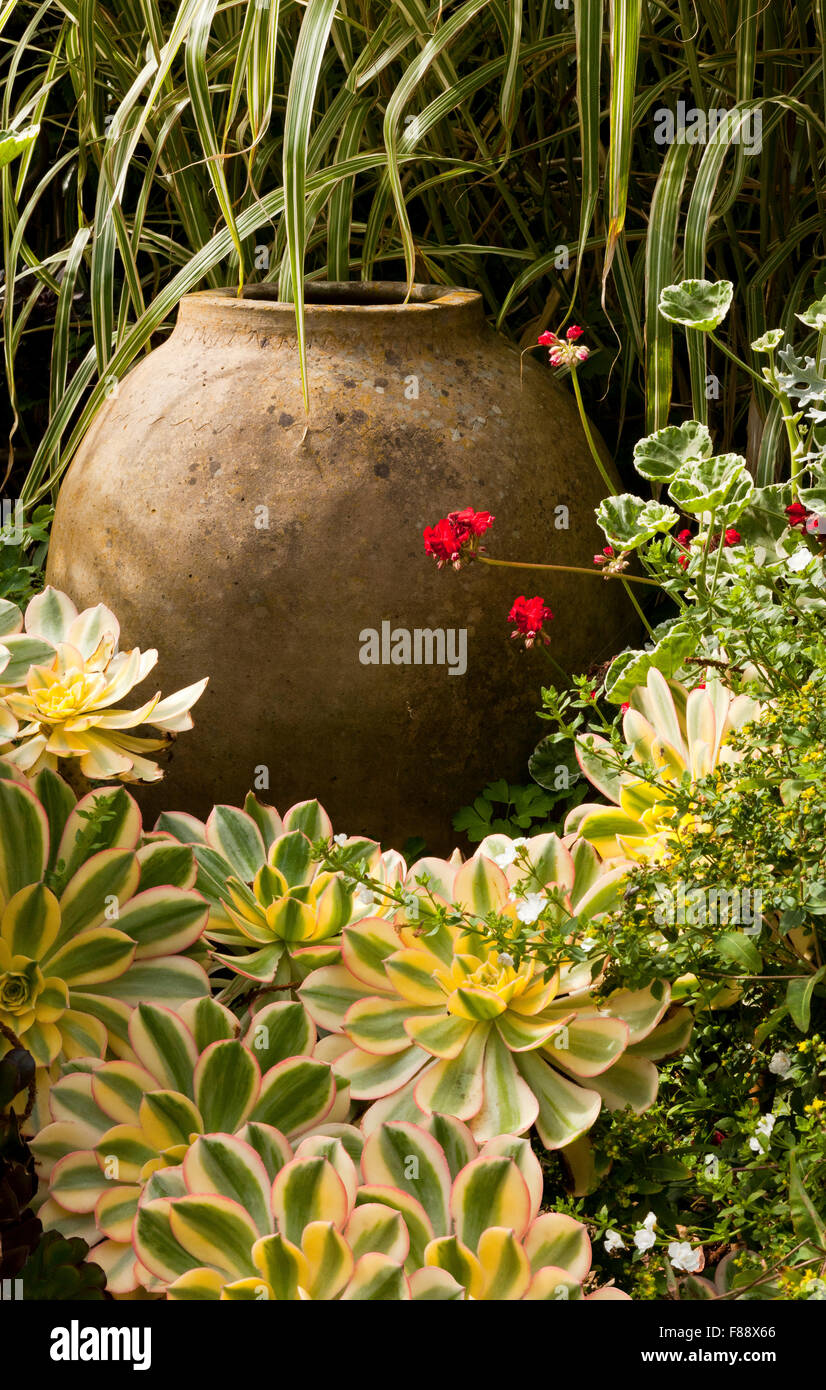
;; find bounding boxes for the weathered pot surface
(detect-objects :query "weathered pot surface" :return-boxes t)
[47,282,635,850]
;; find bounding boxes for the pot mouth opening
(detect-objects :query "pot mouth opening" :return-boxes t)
[188,281,479,311]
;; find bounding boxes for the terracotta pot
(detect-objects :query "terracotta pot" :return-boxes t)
[46,282,634,850]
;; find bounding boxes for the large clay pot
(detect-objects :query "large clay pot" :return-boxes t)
[46,282,634,850]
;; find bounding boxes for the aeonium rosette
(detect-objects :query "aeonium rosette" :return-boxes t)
[0,764,210,1131]
[565,668,762,863]
[0,587,207,781]
[31,997,353,1293]
[299,835,691,1149]
[133,1116,629,1300]
[157,795,405,988]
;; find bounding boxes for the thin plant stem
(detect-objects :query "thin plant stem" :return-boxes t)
[707,330,767,390]
[621,576,655,636]
[698,506,717,591]
[541,645,571,684]
[477,556,661,587]
[569,366,618,497]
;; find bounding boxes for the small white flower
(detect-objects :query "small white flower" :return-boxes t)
[580,936,596,954]
[355,885,375,906]
[604,1230,625,1254]
[492,837,529,869]
[768,1050,791,1078]
[515,892,547,925]
[749,1112,776,1151]
[333,833,348,846]
[633,1212,658,1252]
[497,952,515,970]
[667,1241,702,1274]
[787,546,816,573]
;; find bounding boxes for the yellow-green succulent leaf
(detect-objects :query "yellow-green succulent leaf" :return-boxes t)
[182,1134,272,1234]
[250,1056,335,1136]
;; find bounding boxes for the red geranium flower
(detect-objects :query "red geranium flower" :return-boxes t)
[508,595,552,648]
[786,501,811,530]
[423,518,464,569]
[724,528,741,546]
[447,507,495,540]
[675,529,693,548]
[621,702,630,714]
[423,507,494,569]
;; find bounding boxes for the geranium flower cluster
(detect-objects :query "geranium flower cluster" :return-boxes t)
[423,506,494,569]
[507,595,553,648]
[538,325,590,367]
[423,508,553,650]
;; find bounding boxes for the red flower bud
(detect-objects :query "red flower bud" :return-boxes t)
[724,527,741,546]
[538,327,589,366]
[621,702,630,714]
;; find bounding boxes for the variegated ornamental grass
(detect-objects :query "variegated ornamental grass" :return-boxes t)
[0,587,207,782]
[0,764,211,1130]
[566,669,762,863]
[299,834,691,1148]
[6,0,823,502]
[32,997,353,1293]
[158,795,405,986]
[134,1116,629,1300]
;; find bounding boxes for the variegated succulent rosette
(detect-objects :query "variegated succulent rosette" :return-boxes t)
[566,668,761,863]
[134,1115,629,1300]
[0,766,211,1130]
[31,997,353,1293]
[300,833,692,1149]
[157,795,405,988]
[0,586,207,782]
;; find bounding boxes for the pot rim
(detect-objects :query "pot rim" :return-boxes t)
[182,280,481,316]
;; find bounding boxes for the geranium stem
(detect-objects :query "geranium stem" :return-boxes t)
[620,576,655,636]
[541,645,572,683]
[569,367,618,497]
[477,556,661,587]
